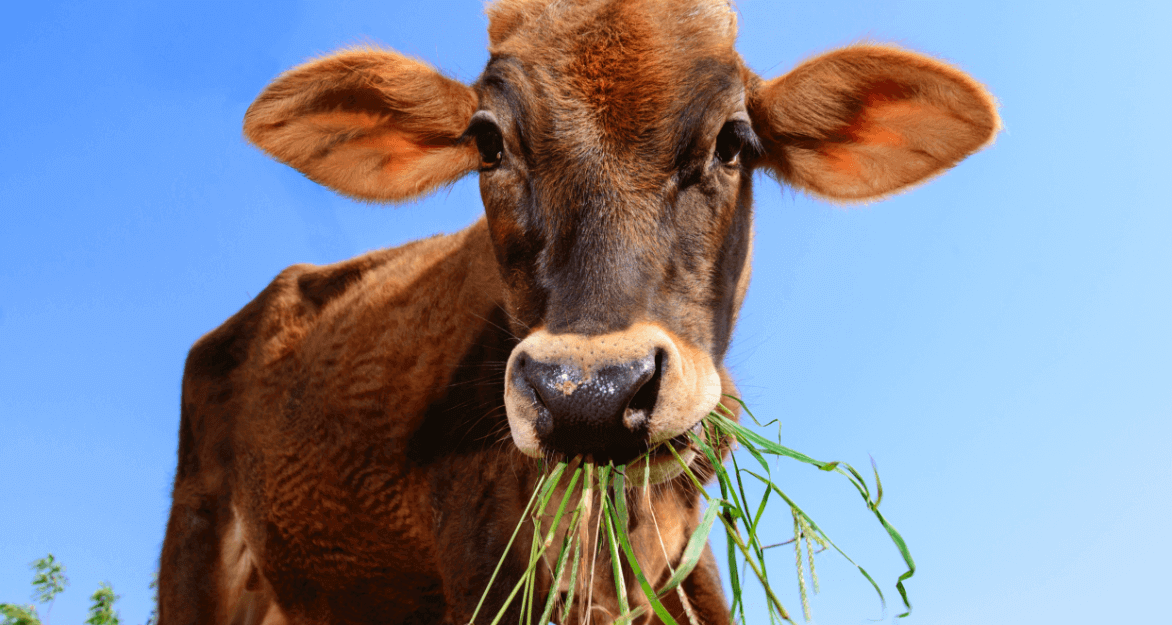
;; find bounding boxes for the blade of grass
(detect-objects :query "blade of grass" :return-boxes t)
[562,466,594,625]
[667,442,790,621]
[486,462,579,625]
[583,463,602,625]
[468,470,553,625]
[710,410,916,617]
[715,510,791,621]
[793,511,810,622]
[538,507,581,625]
[654,502,720,596]
[525,464,586,622]
[663,436,750,622]
[537,468,586,624]
[520,521,540,625]
[725,514,744,624]
[699,424,768,561]
[741,469,886,610]
[609,470,680,625]
[596,466,631,623]
[693,423,783,621]
[708,411,825,469]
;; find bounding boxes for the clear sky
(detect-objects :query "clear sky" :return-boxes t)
[1,1,1169,624]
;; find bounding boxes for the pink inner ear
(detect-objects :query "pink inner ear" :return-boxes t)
[820,99,924,178]
[822,146,862,176]
[826,97,947,173]
[845,99,926,148]
[851,102,917,147]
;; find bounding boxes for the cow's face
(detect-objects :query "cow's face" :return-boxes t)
[474,2,753,472]
[243,0,998,478]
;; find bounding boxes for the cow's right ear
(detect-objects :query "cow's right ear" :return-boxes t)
[244,48,479,203]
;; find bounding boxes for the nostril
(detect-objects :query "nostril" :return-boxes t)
[623,349,663,429]
[513,352,554,435]
[531,388,553,437]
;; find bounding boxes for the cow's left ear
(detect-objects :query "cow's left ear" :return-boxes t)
[244,48,479,202]
[748,44,999,203]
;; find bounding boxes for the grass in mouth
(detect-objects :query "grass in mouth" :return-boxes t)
[467,398,915,624]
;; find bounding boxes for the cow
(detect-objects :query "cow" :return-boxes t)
[158,1,999,624]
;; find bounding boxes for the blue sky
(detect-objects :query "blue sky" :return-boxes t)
[1,1,1169,624]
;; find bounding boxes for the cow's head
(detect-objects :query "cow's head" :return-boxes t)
[244,0,998,478]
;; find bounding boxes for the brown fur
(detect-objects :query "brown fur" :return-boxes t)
[161,1,998,624]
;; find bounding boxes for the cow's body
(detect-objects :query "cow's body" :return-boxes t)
[163,221,729,624]
[160,1,998,623]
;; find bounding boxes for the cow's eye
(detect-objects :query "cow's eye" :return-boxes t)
[714,121,743,166]
[476,126,504,169]
[465,111,504,170]
[714,119,760,168]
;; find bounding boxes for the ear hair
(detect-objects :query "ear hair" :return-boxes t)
[244,47,479,202]
[749,43,1000,203]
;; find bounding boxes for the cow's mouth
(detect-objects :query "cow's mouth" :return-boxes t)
[650,420,704,459]
[624,419,711,485]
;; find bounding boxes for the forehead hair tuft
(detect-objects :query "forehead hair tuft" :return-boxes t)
[486,0,738,49]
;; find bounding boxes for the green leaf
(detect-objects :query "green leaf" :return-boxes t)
[707,413,826,468]
[30,555,68,607]
[537,509,582,625]
[84,583,120,625]
[1,603,41,625]
[467,470,553,625]
[709,409,917,617]
[742,469,888,612]
[656,503,720,596]
[144,573,158,625]
[610,472,679,625]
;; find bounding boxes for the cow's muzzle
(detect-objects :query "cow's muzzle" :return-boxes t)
[503,323,722,475]
[514,349,661,464]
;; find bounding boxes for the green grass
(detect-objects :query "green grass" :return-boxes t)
[469,398,915,624]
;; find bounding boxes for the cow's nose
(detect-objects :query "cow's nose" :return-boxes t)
[515,350,663,464]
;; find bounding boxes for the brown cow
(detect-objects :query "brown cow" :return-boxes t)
[158,1,998,624]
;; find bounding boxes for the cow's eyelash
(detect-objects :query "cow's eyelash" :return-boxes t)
[721,120,762,163]
[737,122,763,158]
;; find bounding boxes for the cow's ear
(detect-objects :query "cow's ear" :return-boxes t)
[748,44,999,203]
[244,48,479,203]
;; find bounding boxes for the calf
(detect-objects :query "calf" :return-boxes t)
[159,1,998,623]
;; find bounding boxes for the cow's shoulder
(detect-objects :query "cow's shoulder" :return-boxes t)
[175,218,503,488]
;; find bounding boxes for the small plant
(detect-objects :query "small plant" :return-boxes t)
[0,603,40,625]
[469,398,915,624]
[144,574,158,625]
[30,555,68,625]
[2,557,139,625]
[84,583,120,625]
[2,554,71,625]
